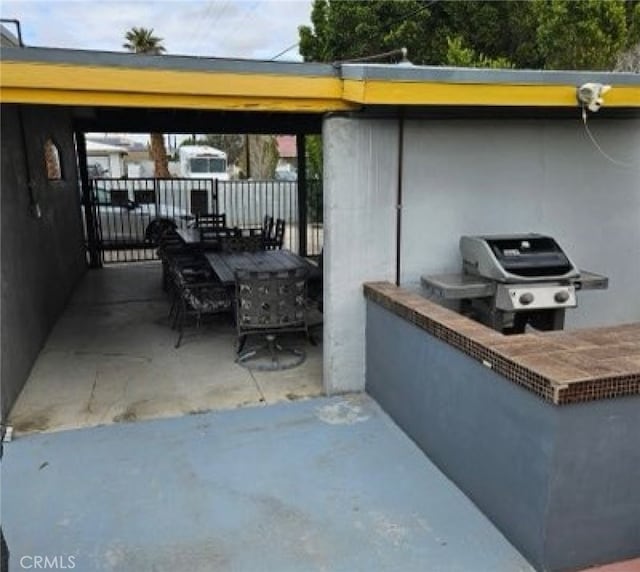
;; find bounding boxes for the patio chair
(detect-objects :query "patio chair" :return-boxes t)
[171,265,233,349]
[262,214,274,238]
[195,212,226,229]
[307,248,323,313]
[200,227,239,251]
[165,253,215,322]
[264,218,285,250]
[234,267,311,370]
[220,234,264,253]
[157,228,201,291]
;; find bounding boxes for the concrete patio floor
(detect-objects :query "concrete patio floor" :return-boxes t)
[2,394,534,572]
[7,262,323,435]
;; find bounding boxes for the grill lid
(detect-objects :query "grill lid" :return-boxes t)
[460,234,580,283]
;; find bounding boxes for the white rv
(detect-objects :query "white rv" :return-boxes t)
[179,145,229,180]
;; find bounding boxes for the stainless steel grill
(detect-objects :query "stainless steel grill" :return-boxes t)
[421,234,608,334]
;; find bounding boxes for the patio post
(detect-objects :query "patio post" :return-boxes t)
[75,131,102,268]
[296,133,307,257]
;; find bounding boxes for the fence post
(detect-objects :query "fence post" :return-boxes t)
[296,134,307,257]
[214,178,219,214]
[76,131,102,268]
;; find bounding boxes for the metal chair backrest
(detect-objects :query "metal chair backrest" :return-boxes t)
[274,219,285,247]
[262,215,274,238]
[235,267,309,336]
[221,235,263,253]
[200,227,239,250]
[196,212,226,229]
[157,227,184,256]
[265,218,285,250]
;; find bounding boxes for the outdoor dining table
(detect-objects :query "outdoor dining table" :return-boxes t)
[204,250,314,286]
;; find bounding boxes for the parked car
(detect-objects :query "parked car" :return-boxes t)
[91,187,195,246]
[274,167,297,181]
[87,163,109,178]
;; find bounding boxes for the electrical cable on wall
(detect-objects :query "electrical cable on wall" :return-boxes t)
[581,107,638,169]
[576,83,639,170]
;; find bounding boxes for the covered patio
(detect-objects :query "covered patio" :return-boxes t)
[7,262,324,435]
[2,44,639,572]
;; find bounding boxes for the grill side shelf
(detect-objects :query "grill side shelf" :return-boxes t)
[575,270,609,291]
[421,273,495,300]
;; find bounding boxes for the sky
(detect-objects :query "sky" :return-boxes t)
[1,0,313,61]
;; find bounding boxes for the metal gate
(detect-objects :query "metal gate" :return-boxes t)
[86,178,323,264]
[86,178,215,263]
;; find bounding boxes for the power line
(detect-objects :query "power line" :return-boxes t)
[269,0,438,62]
[189,1,218,54]
[271,42,300,61]
[386,0,437,29]
[336,47,408,65]
[234,1,260,31]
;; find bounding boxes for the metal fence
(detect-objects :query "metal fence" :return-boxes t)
[86,178,323,264]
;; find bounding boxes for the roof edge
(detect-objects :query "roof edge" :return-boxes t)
[340,63,640,86]
[0,46,337,77]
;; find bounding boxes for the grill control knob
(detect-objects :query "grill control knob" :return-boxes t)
[519,292,534,305]
[554,290,570,303]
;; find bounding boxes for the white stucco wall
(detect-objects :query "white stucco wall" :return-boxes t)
[323,114,640,393]
[323,117,398,393]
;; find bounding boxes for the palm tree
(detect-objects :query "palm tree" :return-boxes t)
[123,27,166,55]
[123,27,170,177]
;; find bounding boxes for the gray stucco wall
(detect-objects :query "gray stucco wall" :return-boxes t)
[544,397,640,569]
[401,118,640,328]
[366,300,640,571]
[1,104,87,421]
[322,115,640,394]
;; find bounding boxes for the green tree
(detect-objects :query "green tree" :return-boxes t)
[306,135,323,180]
[299,0,640,70]
[534,0,628,70]
[246,135,279,180]
[202,135,245,166]
[300,1,437,63]
[123,27,170,177]
[615,41,640,71]
[445,36,514,69]
[306,135,323,223]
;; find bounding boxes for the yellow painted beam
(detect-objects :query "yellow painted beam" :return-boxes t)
[342,79,366,104]
[0,61,350,111]
[0,87,355,112]
[343,79,640,107]
[1,60,639,110]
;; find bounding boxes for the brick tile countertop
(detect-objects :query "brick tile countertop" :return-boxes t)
[364,282,640,405]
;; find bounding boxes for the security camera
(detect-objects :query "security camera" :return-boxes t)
[577,83,611,112]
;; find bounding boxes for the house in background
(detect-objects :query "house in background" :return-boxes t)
[85,140,128,178]
[87,135,152,177]
[275,135,297,179]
